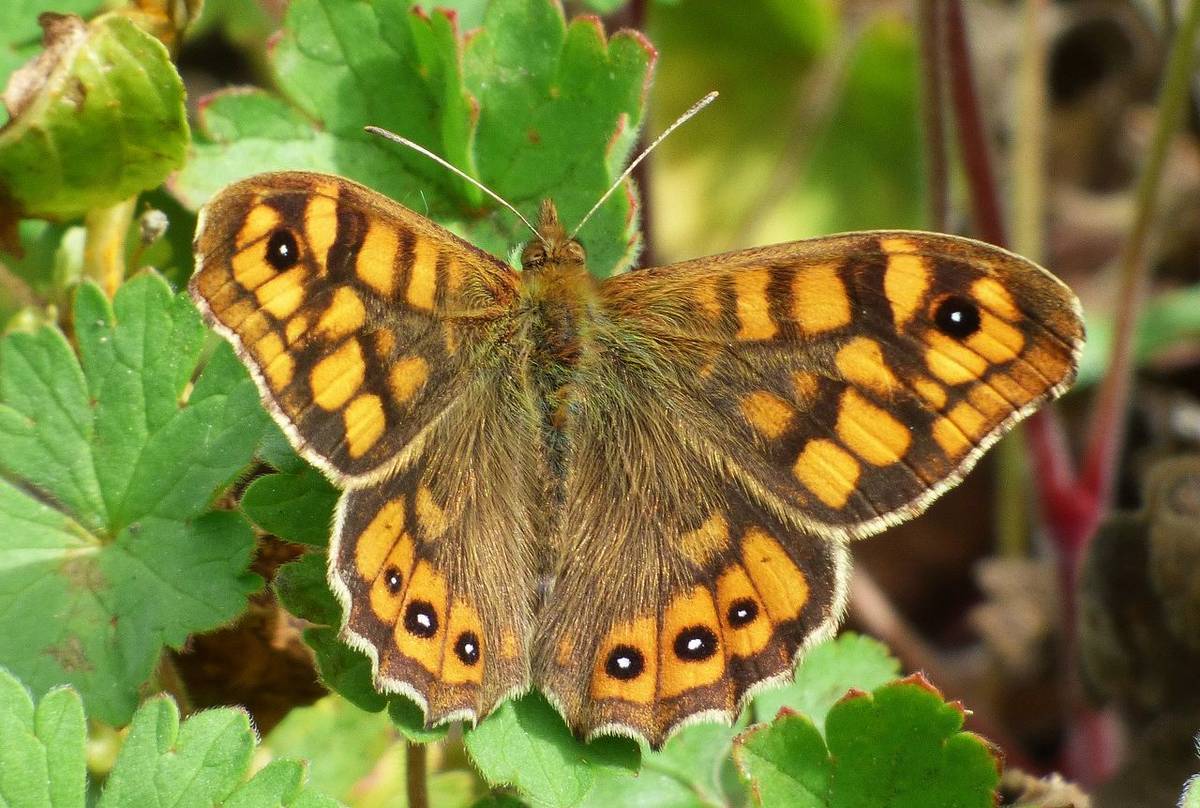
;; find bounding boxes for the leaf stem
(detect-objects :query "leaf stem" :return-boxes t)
[406,741,429,808]
[83,198,136,297]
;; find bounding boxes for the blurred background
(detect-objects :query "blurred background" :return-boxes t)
[6,0,1200,805]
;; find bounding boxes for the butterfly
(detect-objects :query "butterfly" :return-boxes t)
[190,164,1084,748]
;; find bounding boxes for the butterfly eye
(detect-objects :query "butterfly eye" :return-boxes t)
[404,600,439,638]
[604,645,645,680]
[522,244,547,269]
[565,241,586,263]
[265,229,300,270]
[454,631,481,665]
[673,626,718,661]
[933,295,982,339]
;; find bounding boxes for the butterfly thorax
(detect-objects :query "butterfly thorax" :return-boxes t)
[516,201,600,414]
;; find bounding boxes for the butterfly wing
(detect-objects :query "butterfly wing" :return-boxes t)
[192,172,543,726]
[533,231,1083,745]
[191,171,519,485]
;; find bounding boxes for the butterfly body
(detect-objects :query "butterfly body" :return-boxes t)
[191,170,1084,747]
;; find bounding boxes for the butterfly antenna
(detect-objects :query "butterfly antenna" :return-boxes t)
[365,126,546,244]
[569,90,719,240]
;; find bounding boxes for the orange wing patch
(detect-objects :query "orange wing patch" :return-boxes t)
[658,587,725,701]
[591,617,658,705]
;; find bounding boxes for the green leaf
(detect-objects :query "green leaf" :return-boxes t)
[388,693,450,743]
[0,272,267,725]
[241,467,339,546]
[259,420,309,474]
[225,759,343,808]
[734,711,830,808]
[98,698,255,807]
[98,695,342,807]
[0,13,188,222]
[465,692,639,808]
[0,667,86,808]
[0,1,106,116]
[753,633,901,727]
[275,552,342,627]
[581,723,746,808]
[472,797,529,808]
[734,675,1001,808]
[178,0,654,278]
[304,627,389,714]
[0,667,342,806]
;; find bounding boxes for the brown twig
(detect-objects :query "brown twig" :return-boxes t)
[406,742,429,808]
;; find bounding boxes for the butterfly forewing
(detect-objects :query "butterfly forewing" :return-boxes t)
[531,230,1083,745]
[600,231,1084,540]
[190,171,519,485]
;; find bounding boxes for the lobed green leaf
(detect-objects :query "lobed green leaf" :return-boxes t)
[0,273,267,725]
[177,0,654,278]
[735,675,1001,808]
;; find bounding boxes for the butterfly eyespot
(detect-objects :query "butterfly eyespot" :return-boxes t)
[265,229,300,270]
[604,645,645,680]
[454,631,481,665]
[673,626,719,661]
[383,567,403,594]
[727,598,759,628]
[933,295,982,339]
[403,600,438,638]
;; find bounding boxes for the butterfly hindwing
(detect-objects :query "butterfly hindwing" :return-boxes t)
[533,332,848,745]
[190,170,518,484]
[331,368,545,725]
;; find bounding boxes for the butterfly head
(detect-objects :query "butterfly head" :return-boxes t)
[521,199,586,272]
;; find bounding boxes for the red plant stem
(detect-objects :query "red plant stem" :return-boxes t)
[940,0,1119,784]
[916,0,950,232]
[943,0,1007,247]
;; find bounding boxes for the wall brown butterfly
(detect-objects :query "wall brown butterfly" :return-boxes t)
[190,144,1083,747]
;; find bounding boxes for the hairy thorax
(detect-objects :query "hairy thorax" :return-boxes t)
[518,262,600,421]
